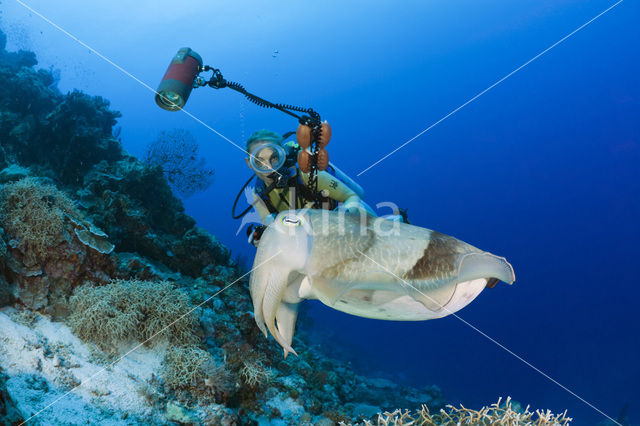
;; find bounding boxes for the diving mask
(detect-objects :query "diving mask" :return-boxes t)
[249,142,287,175]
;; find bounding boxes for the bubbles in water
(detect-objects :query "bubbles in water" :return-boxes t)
[5,22,33,51]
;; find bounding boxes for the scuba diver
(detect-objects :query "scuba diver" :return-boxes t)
[239,129,373,245]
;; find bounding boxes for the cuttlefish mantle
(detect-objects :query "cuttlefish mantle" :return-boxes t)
[249,210,515,357]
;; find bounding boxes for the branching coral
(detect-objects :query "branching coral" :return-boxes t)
[222,342,275,390]
[0,177,78,265]
[162,345,212,389]
[162,345,235,400]
[430,397,572,425]
[239,354,274,388]
[68,279,199,351]
[347,397,572,426]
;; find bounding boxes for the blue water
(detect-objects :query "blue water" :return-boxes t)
[3,0,638,423]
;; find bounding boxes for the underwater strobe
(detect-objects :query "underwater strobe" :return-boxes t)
[155,48,203,111]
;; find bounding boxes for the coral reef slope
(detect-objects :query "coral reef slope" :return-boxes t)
[0,27,571,425]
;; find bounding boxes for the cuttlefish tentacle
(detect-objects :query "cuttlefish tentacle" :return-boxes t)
[275,301,299,358]
[251,264,286,338]
[262,267,297,357]
[249,241,281,338]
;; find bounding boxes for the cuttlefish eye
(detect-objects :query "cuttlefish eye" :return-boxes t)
[281,215,302,226]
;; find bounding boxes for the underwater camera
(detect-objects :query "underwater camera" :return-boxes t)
[155,48,203,111]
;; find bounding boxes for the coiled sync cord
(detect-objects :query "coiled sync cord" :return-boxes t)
[201,65,324,206]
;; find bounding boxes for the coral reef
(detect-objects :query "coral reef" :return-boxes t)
[0,176,117,314]
[346,397,572,425]
[162,345,213,389]
[239,353,274,388]
[0,26,576,425]
[0,310,164,424]
[0,176,79,265]
[79,156,228,277]
[68,279,199,351]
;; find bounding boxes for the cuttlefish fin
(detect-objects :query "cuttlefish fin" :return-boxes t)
[410,252,515,312]
[311,271,396,306]
[457,252,515,285]
[275,302,299,358]
[307,276,344,305]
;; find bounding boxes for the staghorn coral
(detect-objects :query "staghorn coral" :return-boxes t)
[68,279,199,351]
[8,308,38,328]
[0,176,78,266]
[345,397,572,426]
[162,344,235,401]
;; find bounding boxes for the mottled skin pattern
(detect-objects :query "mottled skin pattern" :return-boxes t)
[303,214,483,312]
[305,212,375,276]
[308,214,477,289]
[404,231,477,281]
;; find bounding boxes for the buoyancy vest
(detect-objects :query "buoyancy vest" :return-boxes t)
[255,168,338,214]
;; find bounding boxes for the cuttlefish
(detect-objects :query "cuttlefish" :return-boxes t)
[249,210,515,357]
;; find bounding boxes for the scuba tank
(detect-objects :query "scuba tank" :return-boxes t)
[326,162,365,200]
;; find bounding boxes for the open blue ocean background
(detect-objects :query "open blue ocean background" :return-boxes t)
[2,0,638,423]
